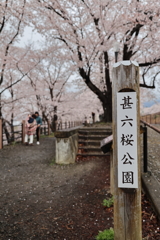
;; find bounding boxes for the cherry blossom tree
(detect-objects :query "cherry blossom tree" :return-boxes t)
[0,44,43,142]
[26,47,75,129]
[0,0,27,120]
[29,0,160,122]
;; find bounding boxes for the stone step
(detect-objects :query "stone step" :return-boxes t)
[78,140,101,146]
[79,127,112,131]
[77,152,110,157]
[77,127,112,157]
[79,135,109,141]
[78,130,112,136]
[78,146,102,152]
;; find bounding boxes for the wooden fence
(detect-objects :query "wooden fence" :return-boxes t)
[141,112,160,124]
[56,121,83,130]
[0,120,83,149]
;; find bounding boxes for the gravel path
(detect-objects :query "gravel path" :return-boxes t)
[0,131,160,239]
[0,136,112,239]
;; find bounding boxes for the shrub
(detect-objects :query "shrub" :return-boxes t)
[102,196,114,208]
[95,228,114,240]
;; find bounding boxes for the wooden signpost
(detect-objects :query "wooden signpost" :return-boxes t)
[112,61,142,240]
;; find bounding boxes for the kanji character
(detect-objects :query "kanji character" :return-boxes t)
[120,134,134,146]
[122,171,134,184]
[121,152,134,164]
[121,115,133,127]
[120,96,133,109]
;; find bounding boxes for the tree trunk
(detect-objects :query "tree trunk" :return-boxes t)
[78,64,112,123]
[2,121,10,144]
[51,114,58,132]
[10,113,15,142]
[102,90,112,122]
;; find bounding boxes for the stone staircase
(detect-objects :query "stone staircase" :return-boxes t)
[77,127,112,157]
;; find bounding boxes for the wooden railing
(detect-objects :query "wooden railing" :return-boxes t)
[56,121,83,130]
[141,112,160,124]
[0,119,83,149]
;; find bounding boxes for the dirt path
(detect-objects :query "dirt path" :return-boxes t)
[1,134,160,240]
[0,137,112,240]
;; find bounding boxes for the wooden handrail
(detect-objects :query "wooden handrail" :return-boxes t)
[140,120,160,134]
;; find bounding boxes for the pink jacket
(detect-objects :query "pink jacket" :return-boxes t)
[25,119,37,135]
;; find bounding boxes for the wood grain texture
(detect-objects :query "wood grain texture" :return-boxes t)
[110,151,114,195]
[112,61,142,240]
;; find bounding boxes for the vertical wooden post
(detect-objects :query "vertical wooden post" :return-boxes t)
[112,61,142,240]
[47,121,50,136]
[110,151,114,195]
[22,120,25,144]
[0,119,2,149]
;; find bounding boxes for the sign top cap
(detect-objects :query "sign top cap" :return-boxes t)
[113,60,139,68]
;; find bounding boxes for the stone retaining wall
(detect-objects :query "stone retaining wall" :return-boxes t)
[55,128,79,164]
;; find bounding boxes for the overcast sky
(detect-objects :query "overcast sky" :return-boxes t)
[18,26,44,48]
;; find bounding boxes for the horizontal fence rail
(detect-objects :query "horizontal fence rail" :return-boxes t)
[141,112,160,124]
[2,124,22,146]
[140,119,160,134]
[57,121,83,131]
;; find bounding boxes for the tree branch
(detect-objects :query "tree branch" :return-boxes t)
[0,0,26,85]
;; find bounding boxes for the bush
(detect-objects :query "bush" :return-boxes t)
[102,196,114,208]
[95,228,114,240]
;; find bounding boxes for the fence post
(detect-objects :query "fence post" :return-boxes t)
[0,119,2,149]
[112,61,142,240]
[44,126,46,135]
[47,121,50,135]
[143,125,148,172]
[22,120,25,144]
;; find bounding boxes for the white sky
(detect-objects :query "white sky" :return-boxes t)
[18,26,44,48]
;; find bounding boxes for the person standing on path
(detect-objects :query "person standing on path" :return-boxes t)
[35,111,42,145]
[25,114,37,146]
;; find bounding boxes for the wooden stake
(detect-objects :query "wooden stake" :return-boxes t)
[112,61,142,240]
[48,121,50,135]
[22,120,25,144]
[0,119,2,149]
